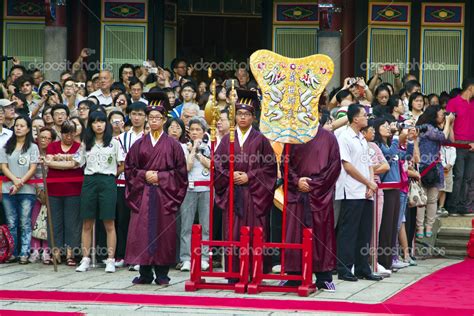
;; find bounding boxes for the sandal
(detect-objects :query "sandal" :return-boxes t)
[66,258,76,267]
[43,258,53,265]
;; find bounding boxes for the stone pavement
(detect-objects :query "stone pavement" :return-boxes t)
[0,258,460,315]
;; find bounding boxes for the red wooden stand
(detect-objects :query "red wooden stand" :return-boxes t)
[185,224,251,293]
[247,227,316,297]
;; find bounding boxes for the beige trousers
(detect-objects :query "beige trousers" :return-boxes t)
[416,186,439,229]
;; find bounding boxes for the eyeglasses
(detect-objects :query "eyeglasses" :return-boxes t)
[236,112,252,118]
[53,112,67,117]
[148,116,164,121]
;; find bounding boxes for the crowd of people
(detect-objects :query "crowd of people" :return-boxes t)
[0,53,473,291]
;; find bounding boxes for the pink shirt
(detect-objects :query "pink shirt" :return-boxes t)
[446,95,474,142]
[368,142,387,184]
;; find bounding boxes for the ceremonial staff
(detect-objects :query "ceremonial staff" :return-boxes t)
[227,80,236,273]
[205,67,220,270]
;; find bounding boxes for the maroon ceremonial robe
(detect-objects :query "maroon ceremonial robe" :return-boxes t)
[284,127,341,273]
[124,133,188,266]
[214,127,277,272]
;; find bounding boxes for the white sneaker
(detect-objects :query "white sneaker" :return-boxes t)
[272,265,281,274]
[181,261,191,272]
[376,263,392,277]
[105,258,116,273]
[76,257,91,272]
[114,259,125,268]
[201,260,209,271]
[391,260,409,269]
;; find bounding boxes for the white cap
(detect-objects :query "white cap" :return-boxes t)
[0,99,15,107]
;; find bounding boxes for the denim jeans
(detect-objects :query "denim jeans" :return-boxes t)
[3,194,36,257]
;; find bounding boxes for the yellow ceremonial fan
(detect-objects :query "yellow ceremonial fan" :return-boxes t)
[250,50,334,144]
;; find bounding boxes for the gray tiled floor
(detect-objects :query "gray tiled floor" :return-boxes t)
[0,258,461,315]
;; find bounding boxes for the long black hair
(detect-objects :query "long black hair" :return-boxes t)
[416,104,442,128]
[84,110,112,151]
[4,116,34,155]
[373,117,392,147]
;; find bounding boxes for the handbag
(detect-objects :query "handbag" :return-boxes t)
[408,180,427,207]
[31,205,48,240]
[420,161,440,188]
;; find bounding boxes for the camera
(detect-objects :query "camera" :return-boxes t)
[75,82,85,88]
[417,124,429,134]
[396,122,412,130]
[445,111,457,117]
[190,134,210,158]
[46,90,56,97]
[383,64,395,72]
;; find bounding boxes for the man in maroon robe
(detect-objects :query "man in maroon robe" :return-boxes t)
[214,90,277,280]
[283,125,341,291]
[125,92,188,285]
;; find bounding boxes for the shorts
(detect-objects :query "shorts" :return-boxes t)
[440,169,453,193]
[80,174,117,220]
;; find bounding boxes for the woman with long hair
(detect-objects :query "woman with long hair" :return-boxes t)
[373,118,415,270]
[415,105,455,238]
[75,111,125,273]
[0,116,39,264]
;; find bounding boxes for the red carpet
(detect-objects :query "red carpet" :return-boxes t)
[0,260,472,315]
[385,258,474,311]
[0,311,83,315]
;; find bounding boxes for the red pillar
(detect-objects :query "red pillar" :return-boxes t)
[341,0,355,84]
[69,1,88,63]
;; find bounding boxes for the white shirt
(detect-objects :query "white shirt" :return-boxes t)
[89,89,113,106]
[335,126,372,200]
[237,126,252,147]
[440,146,456,167]
[0,128,13,149]
[116,129,144,186]
[78,138,125,176]
[150,131,163,147]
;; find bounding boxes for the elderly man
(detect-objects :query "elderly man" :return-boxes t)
[89,70,114,106]
[180,102,199,142]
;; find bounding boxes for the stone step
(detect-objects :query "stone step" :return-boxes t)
[436,228,471,239]
[443,248,467,258]
[438,216,474,228]
[435,238,469,249]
